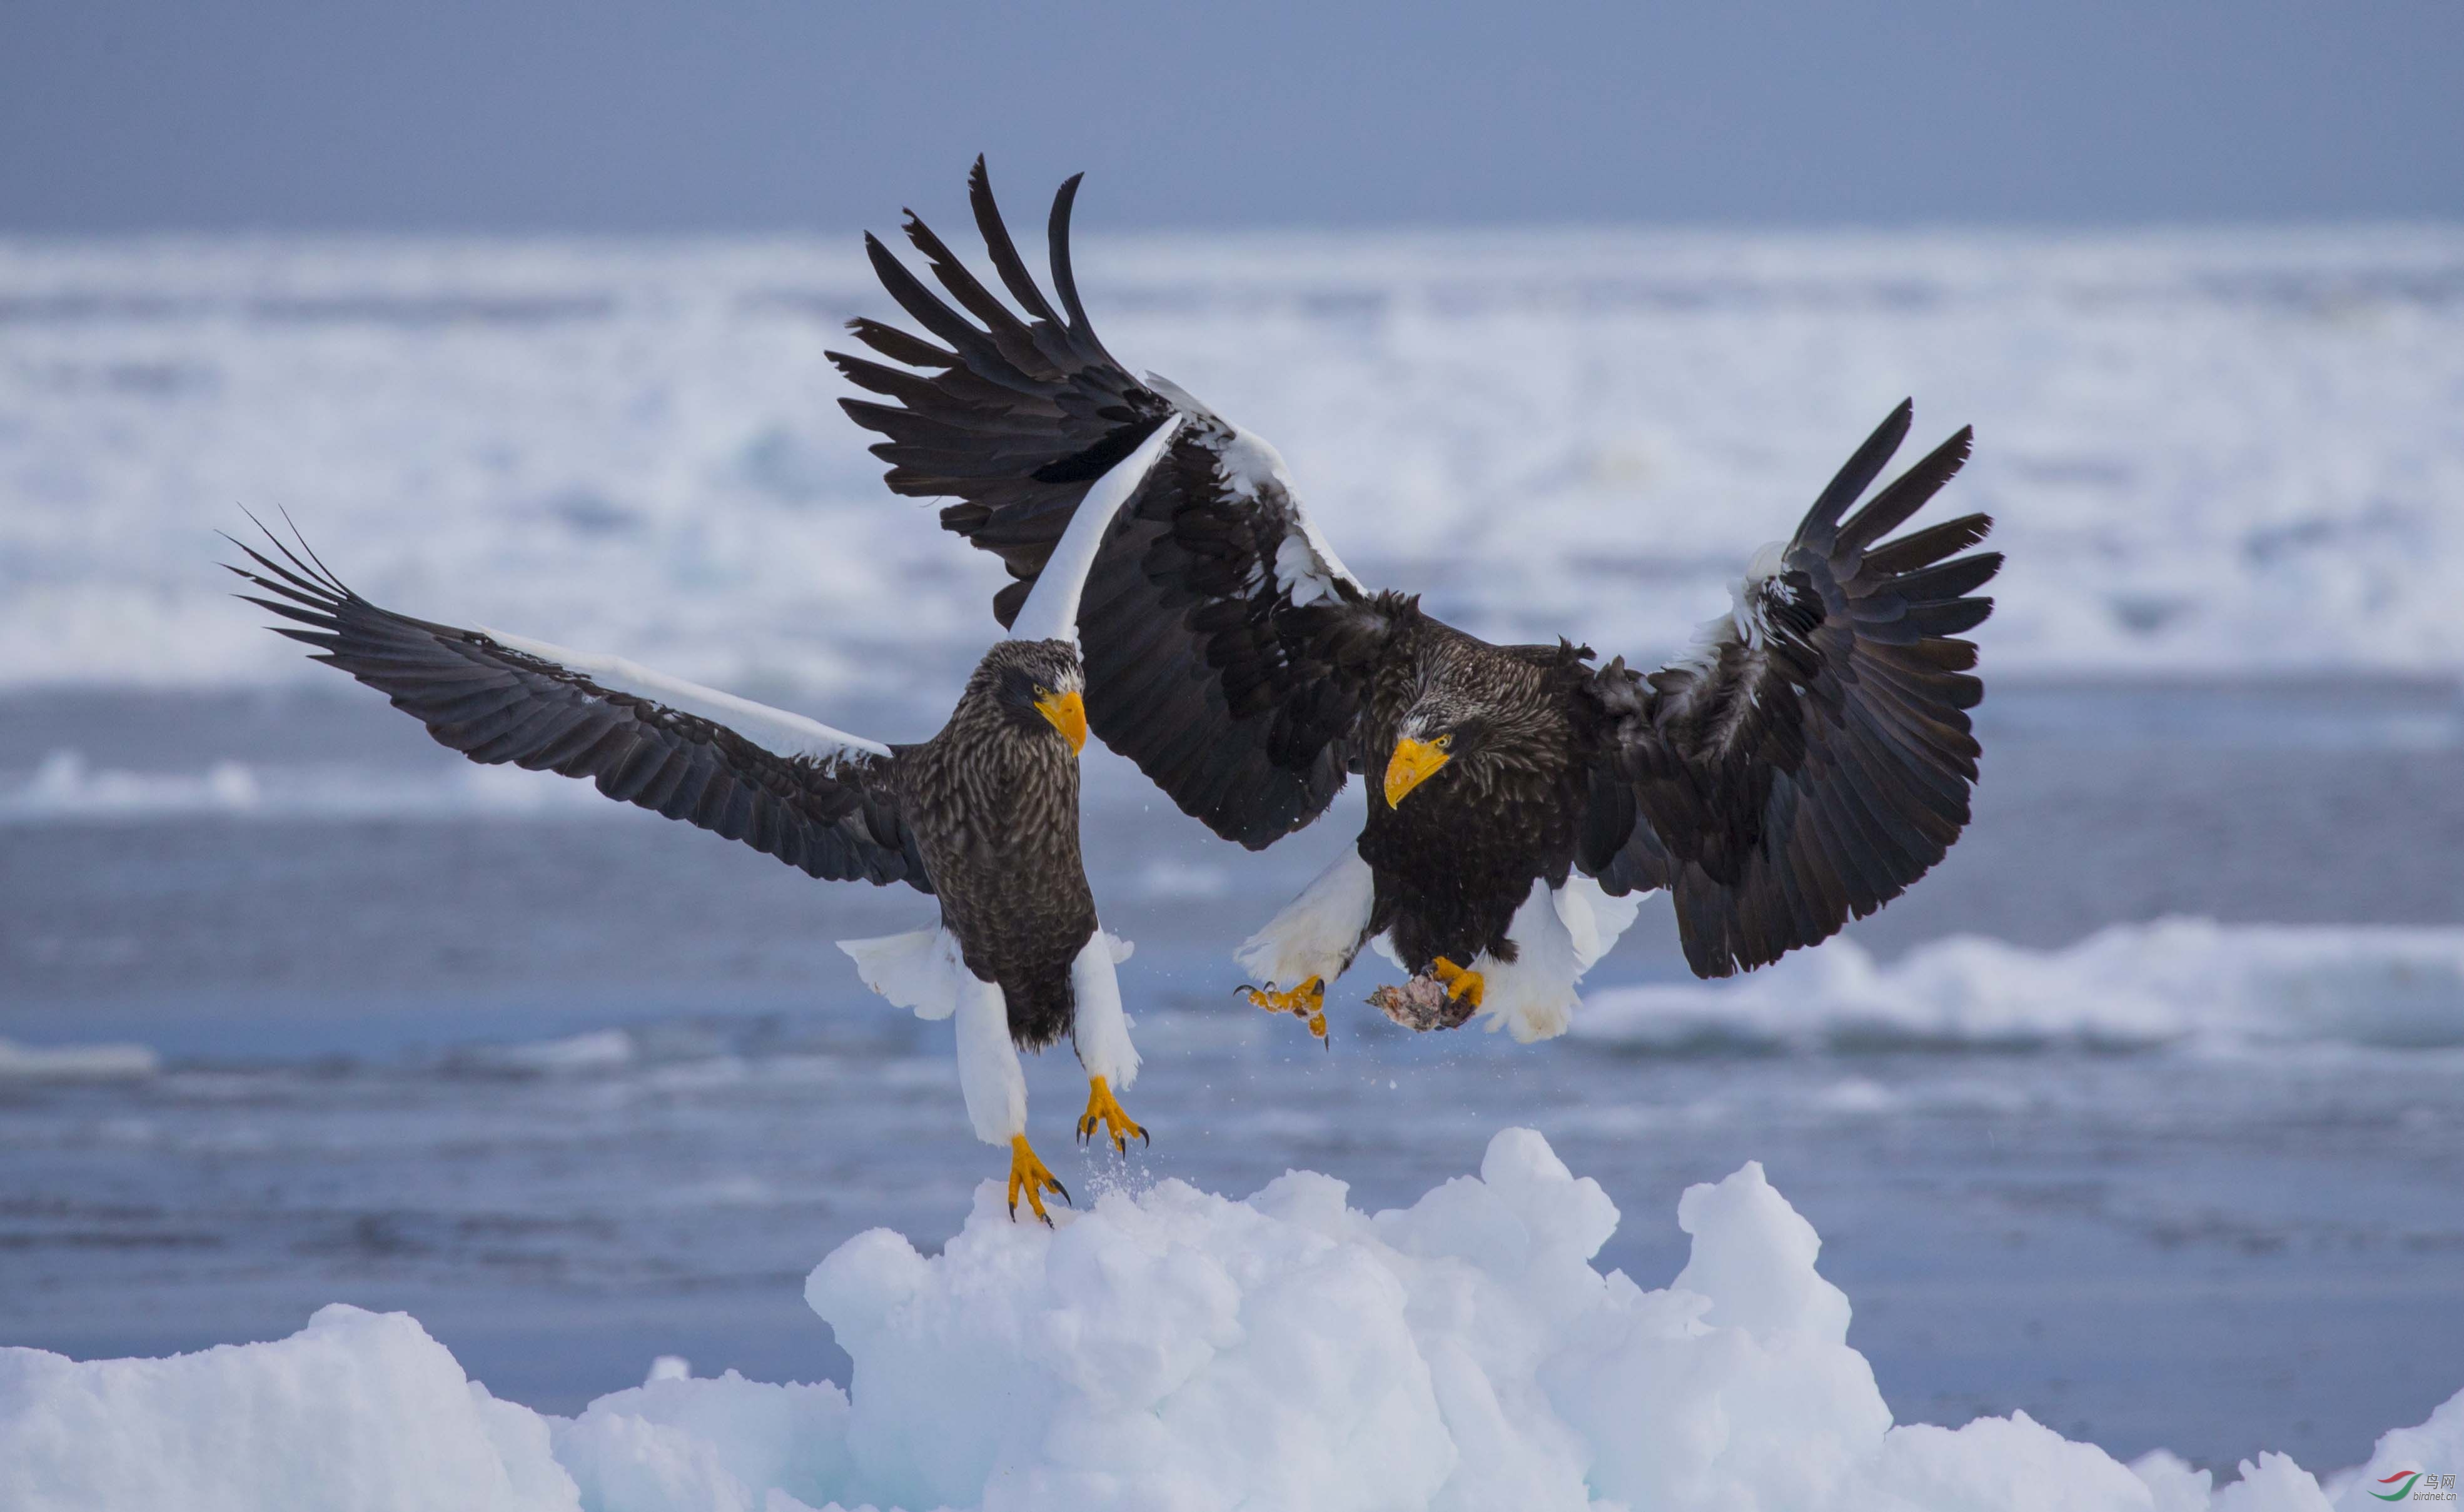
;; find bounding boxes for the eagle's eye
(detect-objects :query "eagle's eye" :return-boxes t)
[1433,733,1453,750]
[1033,683,1054,701]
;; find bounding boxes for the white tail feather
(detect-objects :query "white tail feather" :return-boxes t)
[1555,875,1645,974]
[839,927,969,1021]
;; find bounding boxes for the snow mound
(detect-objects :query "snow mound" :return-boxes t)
[550,1369,851,1512]
[1578,919,2464,1052]
[0,1304,571,1512]
[4,1130,2459,1512]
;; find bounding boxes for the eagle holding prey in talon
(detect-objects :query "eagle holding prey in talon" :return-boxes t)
[833,160,2002,1043]
[225,426,1179,1222]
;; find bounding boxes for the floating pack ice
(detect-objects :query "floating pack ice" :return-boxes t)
[10,231,2464,693]
[1576,918,2464,1053]
[3,1129,2458,1511]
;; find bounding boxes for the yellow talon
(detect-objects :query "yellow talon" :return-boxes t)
[1242,975,1328,1041]
[1076,1076,1148,1154]
[1006,1134,1070,1225]
[1431,957,1485,1009]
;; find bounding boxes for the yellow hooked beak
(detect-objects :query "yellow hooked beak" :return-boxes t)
[1383,736,1452,807]
[1036,688,1088,755]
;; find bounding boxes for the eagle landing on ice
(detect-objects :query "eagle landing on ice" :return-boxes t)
[835,159,2003,1044]
[226,420,1181,1222]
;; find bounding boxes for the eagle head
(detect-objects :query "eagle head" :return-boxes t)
[1384,655,1564,809]
[973,639,1088,755]
[1383,689,1494,808]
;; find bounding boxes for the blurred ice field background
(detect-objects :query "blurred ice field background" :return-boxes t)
[3,226,2461,1473]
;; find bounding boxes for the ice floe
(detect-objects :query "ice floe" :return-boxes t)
[0,1036,160,1081]
[1578,919,2464,1053]
[0,749,611,822]
[6,229,2464,698]
[3,1129,2457,1511]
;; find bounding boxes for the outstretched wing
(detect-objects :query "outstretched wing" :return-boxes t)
[831,158,1388,849]
[1578,403,1998,977]
[227,526,932,892]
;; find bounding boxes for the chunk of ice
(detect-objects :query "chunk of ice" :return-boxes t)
[3,1130,2458,1511]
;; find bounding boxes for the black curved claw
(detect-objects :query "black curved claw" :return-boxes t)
[1052,1177,1073,1207]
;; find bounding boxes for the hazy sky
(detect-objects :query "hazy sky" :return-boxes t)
[5,1,2458,233]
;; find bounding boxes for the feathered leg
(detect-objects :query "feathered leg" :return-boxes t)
[1068,929,1145,1152]
[955,972,1067,1222]
[1233,847,1377,1040]
[1456,877,1645,1042]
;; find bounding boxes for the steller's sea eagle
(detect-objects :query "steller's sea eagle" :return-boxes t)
[225,420,1184,1221]
[831,161,2001,1043]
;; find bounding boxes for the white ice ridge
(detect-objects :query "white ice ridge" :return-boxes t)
[0,1036,160,1081]
[6,1129,2461,1512]
[22,231,2464,694]
[1577,917,2464,1052]
[0,749,617,822]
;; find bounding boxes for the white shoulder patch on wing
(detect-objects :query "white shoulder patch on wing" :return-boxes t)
[1218,428,1360,608]
[1215,426,1294,497]
[477,628,891,765]
[1141,371,1361,608]
[1274,528,1352,609]
[1726,540,1792,648]
[1139,372,1213,417]
[1285,509,1362,599]
[1665,538,1795,694]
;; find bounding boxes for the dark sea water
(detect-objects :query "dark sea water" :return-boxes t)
[4,677,2462,1473]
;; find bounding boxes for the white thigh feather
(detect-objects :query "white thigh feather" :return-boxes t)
[1236,847,1377,987]
[1069,929,1139,1089]
[952,975,1025,1147]
[1468,877,1648,1043]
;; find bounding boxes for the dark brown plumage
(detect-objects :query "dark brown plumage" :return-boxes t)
[1353,625,1597,975]
[901,644,1098,1049]
[834,161,2001,1022]
[226,523,1131,1217]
